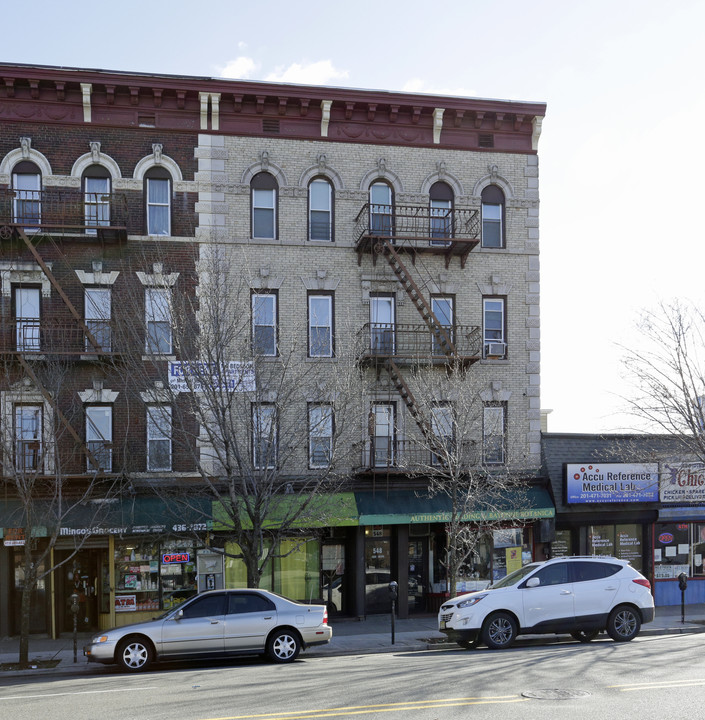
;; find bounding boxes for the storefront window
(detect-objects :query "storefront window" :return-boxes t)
[492,528,532,581]
[223,541,273,590]
[588,524,643,571]
[552,529,572,557]
[456,536,491,591]
[160,540,197,610]
[365,525,391,613]
[114,541,160,612]
[273,538,320,601]
[655,522,698,578]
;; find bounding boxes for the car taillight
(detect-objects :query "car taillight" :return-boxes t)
[323,608,328,625]
[633,578,651,590]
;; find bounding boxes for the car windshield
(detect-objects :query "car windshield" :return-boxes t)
[490,563,541,589]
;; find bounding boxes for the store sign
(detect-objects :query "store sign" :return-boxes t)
[115,595,137,612]
[162,552,190,564]
[168,361,255,393]
[3,528,25,547]
[660,463,705,503]
[566,463,659,503]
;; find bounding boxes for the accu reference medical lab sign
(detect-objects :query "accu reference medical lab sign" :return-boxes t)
[565,463,659,503]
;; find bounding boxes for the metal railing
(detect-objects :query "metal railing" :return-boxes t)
[2,318,116,356]
[0,188,128,233]
[358,438,451,471]
[358,323,482,360]
[354,203,480,245]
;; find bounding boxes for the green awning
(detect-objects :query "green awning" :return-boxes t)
[354,487,555,526]
[212,492,359,531]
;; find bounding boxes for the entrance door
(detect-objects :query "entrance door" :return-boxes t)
[408,539,427,613]
[58,549,103,634]
[370,295,395,355]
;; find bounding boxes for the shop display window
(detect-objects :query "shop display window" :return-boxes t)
[223,541,273,591]
[114,541,160,612]
[654,523,703,578]
[273,538,320,601]
[160,540,197,610]
[551,529,572,557]
[588,524,643,571]
[492,527,532,581]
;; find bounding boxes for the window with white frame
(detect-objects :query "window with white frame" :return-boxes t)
[369,181,393,236]
[145,287,172,354]
[86,405,112,471]
[252,292,277,356]
[12,162,41,228]
[429,181,453,244]
[147,405,172,471]
[14,286,41,352]
[251,172,277,239]
[85,287,111,351]
[309,178,333,241]
[14,404,42,472]
[309,403,333,468]
[481,185,505,248]
[146,171,171,236]
[483,404,506,465]
[309,293,333,357]
[483,297,505,358]
[252,403,277,469]
[431,403,454,465]
[371,403,395,467]
[83,167,110,234]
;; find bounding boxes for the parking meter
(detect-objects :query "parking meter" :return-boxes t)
[70,592,80,615]
[70,592,79,663]
[388,581,398,645]
[678,572,688,624]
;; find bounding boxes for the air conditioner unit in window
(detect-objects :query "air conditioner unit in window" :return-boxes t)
[486,342,506,358]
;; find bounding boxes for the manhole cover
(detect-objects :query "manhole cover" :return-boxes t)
[522,689,591,700]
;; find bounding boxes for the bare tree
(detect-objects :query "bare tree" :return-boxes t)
[0,356,122,667]
[393,361,531,598]
[116,246,362,589]
[621,299,705,460]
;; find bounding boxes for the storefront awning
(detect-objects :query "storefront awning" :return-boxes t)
[658,507,705,522]
[354,487,554,526]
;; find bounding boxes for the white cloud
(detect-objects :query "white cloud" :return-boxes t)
[219,56,259,79]
[402,78,477,98]
[265,60,349,86]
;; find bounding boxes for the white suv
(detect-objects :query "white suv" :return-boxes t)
[438,556,655,650]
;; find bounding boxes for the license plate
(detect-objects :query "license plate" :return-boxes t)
[440,620,446,630]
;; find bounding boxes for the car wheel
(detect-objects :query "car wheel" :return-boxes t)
[606,606,641,642]
[482,612,518,650]
[117,636,153,672]
[570,629,600,643]
[267,629,301,663]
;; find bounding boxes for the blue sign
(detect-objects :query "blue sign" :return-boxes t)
[566,463,659,504]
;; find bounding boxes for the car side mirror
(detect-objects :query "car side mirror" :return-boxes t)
[525,577,540,588]
[174,609,184,620]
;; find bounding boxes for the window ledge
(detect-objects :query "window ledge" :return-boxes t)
[142,354,176,362]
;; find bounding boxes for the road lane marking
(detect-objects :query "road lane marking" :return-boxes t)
[203,696,528,720]
[0,687,158,702]
[611,680,705,692]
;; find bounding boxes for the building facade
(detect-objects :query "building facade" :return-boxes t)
[0,62,548,637]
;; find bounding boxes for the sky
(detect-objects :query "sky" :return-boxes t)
[3,0,704,434]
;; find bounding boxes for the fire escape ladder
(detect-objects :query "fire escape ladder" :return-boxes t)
[17,229,103,352]
[384,358,432,439]
[16,354,105,473]
[374,238,456,358]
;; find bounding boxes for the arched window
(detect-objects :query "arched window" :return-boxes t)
[251,172,278,239]
[429,181,453,244]
[309,177,333,241]
[369,181,393,237]
[145,167,172,236]
[12,161,42,229]
[481,185,505,248]
[83,165,111,235]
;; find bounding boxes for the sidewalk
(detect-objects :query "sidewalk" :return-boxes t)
[2,604,704,678]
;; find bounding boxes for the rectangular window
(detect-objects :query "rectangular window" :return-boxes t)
[147,405,172,471]
[252,188,275,239]
[431,296,454,355]
[84,176,110,234]
[430,199,452,244]
[252,404,277,470]
[482,203,502,248]
[86,405,112,471]
[14,405,42,472]
[15,287,40,352]
[483,297,506,358]
[13,172,41,228]
[85,287,111,351]
[252,292,277,356]
[309,180,332,241]
[371,403,395,467]
[483,404,506,465]
[309,294,333,357]
[145,288,172,354]
[370,294,395,355]
[431,404,454,465]
[147,178,171,236]
[309,404,333,468]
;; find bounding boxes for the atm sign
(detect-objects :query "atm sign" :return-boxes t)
[162,553,190,564]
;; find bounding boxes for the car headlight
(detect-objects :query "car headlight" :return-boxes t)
[92,635,110,644]
[457,594,487,609]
